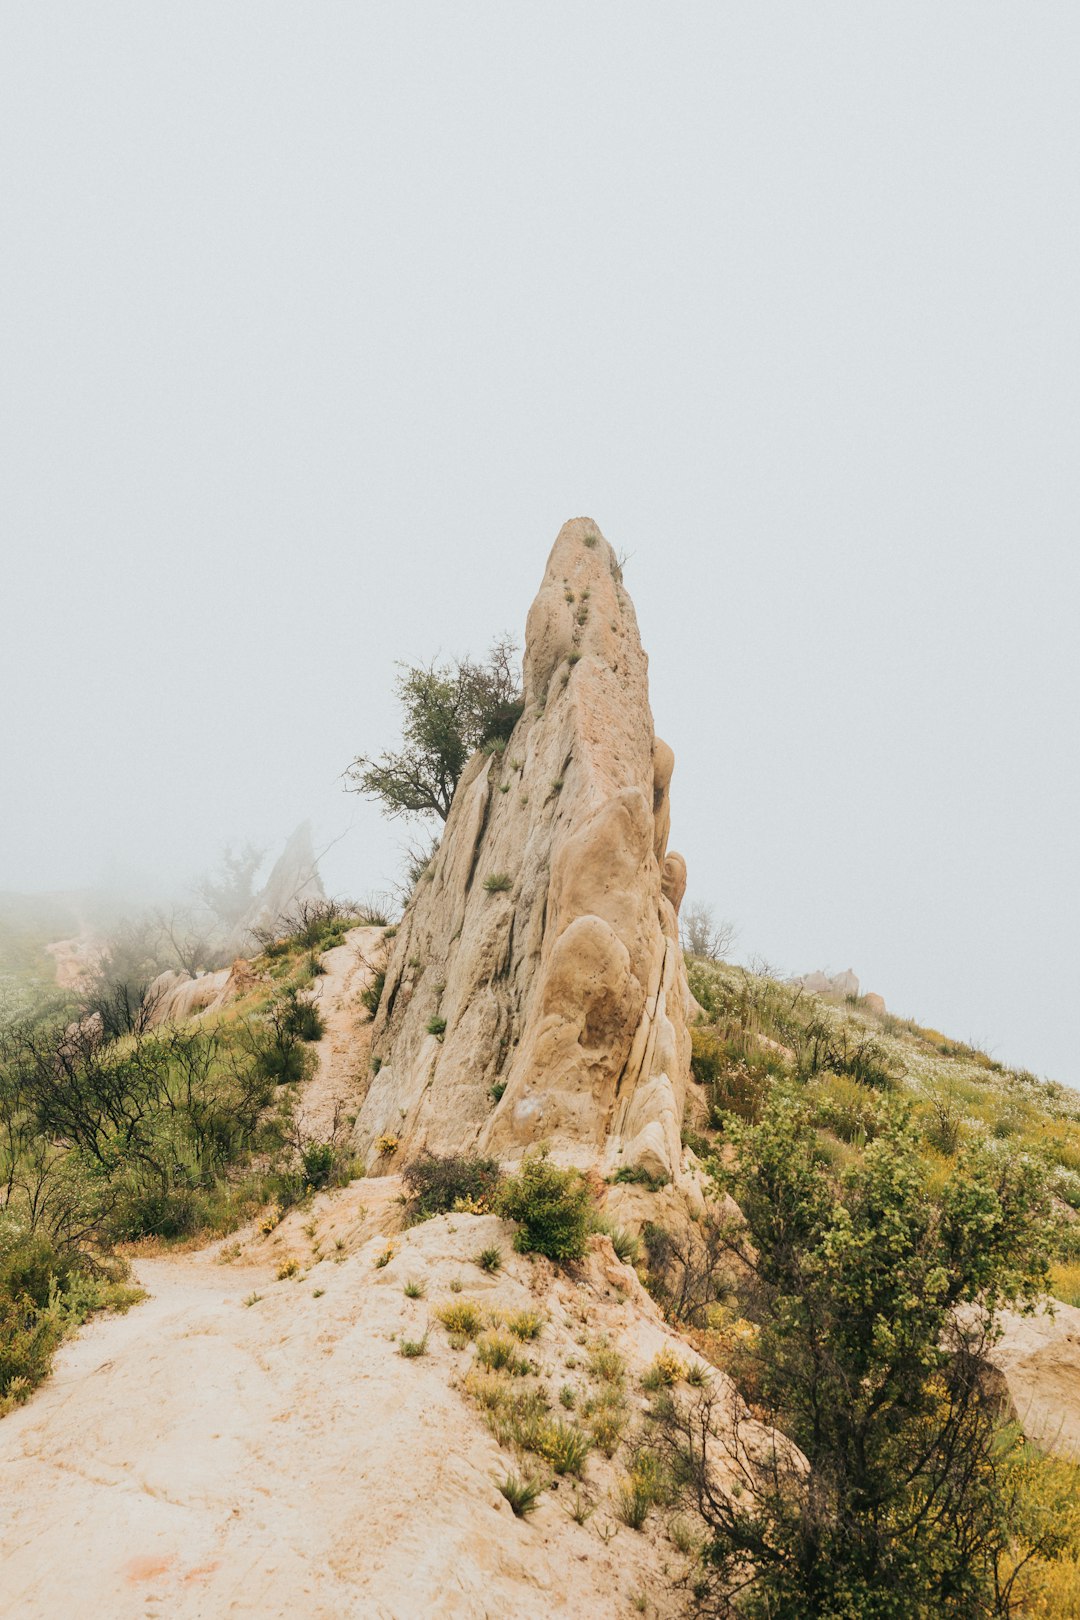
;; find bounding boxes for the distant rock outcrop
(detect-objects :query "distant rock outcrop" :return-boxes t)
[226,821,325,957]
[791,968,861,998]
[357,518,694,1184]
[145,959,259,1028]
[789,969,887,1015]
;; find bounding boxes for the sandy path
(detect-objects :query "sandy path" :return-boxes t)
[295,924,387,1143]
[0,929,695,1618]
[0,1207,691,1620]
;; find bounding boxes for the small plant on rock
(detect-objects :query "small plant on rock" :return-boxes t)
[499,1472,543,1517]
[641,1348,687,1390]
[435,1298,484,1338]
[506,1308,544,1341]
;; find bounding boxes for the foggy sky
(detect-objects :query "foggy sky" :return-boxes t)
[1,6,1077,1083]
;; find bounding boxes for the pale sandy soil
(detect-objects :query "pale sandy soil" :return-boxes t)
[0,1200,699,1619]
[0,923,710,1618]
[295,924,387,1143]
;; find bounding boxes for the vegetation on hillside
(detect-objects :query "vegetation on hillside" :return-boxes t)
[627,951,1080,1617]
[0,897,367,1413]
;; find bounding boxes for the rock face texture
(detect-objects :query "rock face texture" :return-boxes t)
[356,518,693,1181]
[989,1300,1080,1457]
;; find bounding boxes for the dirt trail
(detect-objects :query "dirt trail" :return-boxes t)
[0,1203,693,1619]
[0,927,699,1617]
[295,923,387,1143]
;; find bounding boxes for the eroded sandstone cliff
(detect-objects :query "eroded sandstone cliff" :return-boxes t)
[356,518,693,1182]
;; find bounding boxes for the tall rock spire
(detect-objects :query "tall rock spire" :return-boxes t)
[357,518,692,1180]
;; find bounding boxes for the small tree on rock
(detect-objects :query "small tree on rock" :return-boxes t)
[346,637,522,822]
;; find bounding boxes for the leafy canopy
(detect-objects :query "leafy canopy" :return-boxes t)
[347,636,521,822]
[662,1100,1061,1619]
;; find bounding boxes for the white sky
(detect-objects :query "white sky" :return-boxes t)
[1,5,1077,1082]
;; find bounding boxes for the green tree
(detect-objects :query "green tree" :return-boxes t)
[660,1101,1059,1618]
[346,636,521,822]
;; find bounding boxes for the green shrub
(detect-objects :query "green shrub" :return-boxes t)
[594,1219,640,1265]
[475,1245,502,1273]
[398,1332,428,1358]
[483,874,513,894]
[610,1164,669,1190]
[475,1329,530,1375]
[506,1308,543,1341]
[281,988,323,1042]
[691,1026,772,1124]
[531,1417,591,1476]
[674,1099,1061,1617]
[426,1016,447,1038]
[497,1152,594,1263]
[300,1141,335,1190]
[498,1471,543,1517]
[809,1072,885,1145]
[0,1230,142,1410]
[401,1152,502,1221]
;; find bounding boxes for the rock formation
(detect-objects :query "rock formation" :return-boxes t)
[225,820,325,956]
[791,967,861,998]
[357,518,693,1183]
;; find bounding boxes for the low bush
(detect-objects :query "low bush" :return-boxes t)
[281,988,323,1042]
[401,1151,502,1221]
[484,874,513,894]
[610,1164,669,1191]
[614,1447,673,1530]
[497,1152,594,1263]
[809,1071,886,1145]
[641,1347,687,1390]
[498,1471,543,1517]
[475,1329,530,1375]
[691,1026,772,1125]
[435,1298,484,1338]
[595,1220,640,1265]
[506,1308,543,1341]
[0,1230,142,1413]
[527,1416,591,1476]
[300,1141,335,1190]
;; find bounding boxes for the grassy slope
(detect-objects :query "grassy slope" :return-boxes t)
[684,957,1080,1306]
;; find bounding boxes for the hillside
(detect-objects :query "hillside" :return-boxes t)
[3,521,1080,1619]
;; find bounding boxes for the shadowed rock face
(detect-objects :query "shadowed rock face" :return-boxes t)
[356,518,693,1180]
